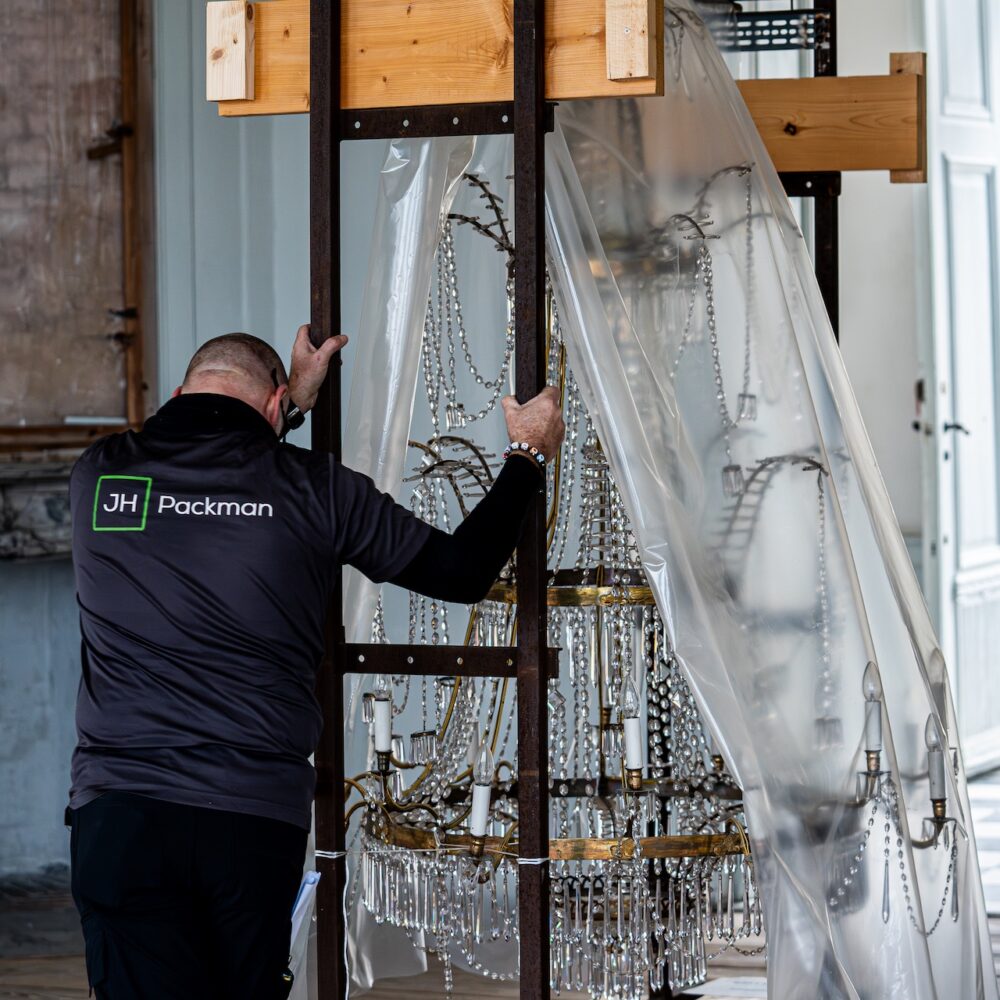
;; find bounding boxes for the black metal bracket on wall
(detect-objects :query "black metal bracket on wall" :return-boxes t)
[309,2,553,999]
[710,2,841,340]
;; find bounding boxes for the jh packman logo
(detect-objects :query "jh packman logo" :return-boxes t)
[93,476,273,532]
[92,476,153,532]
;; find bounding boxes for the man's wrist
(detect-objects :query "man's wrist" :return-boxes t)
[503,441,548,474]
[287,380,316,414]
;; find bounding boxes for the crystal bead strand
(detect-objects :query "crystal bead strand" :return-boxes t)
[814,471,842,749]
[737,167,757,422]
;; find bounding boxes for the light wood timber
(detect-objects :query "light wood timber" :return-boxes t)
[889,51,926,183]
[738,62,923,174]
[216,0,663,117]
[206,1,255,101]
[605,0,657,81]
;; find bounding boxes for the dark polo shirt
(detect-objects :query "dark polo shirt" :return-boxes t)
[68,393,430,829]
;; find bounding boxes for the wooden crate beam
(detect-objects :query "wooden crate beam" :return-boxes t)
[216,0,662,117]
[206,1,255,101]
[210,5,925,179]
[739,55,924,175]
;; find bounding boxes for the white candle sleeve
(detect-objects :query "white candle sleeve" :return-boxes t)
[864,701,882,753]
[470,782,492,837]
[624,717,643,771]
[928,749,946,799]
[374,699,392,753]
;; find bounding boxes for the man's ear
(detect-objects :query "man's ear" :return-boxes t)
[171,386,183,398]
[266,384,289,432]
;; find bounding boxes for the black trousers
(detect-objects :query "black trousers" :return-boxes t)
[70,792,307,1000]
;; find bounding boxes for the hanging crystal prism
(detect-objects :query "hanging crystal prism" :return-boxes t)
[881,857,891,924]
[737,392,758,422]
[410,729,438,764]
[722,463,745,497]
[362,691,375,724]
[390,768,405,800]
[602,722,624,759]
[445,400,467,430]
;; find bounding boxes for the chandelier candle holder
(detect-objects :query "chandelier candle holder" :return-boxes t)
[862,660,884,796]
[373,674,393,775]
[469,737,495,859]
[825,662,963,931]
[621,677,645,792]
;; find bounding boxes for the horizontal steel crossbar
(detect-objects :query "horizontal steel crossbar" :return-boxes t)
[339,101,556,141]
[341,642,560,678]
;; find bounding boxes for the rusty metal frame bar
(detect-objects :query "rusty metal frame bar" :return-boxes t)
[309,2,349,997]
[811,0,839,339]
[513,1,551,997]
[341,643,560,679]
[310,1,554,996]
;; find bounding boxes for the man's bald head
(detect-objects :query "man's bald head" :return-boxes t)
[176,333,289,435]
[183,333,287,392]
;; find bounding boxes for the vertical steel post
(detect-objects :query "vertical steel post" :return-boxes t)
[513,0,551,997]
[813,0,840,339]
[310,2,348,997]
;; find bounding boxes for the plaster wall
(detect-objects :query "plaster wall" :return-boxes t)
[0,561,80,875]
[836,0,928,540]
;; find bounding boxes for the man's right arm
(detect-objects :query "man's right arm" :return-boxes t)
[386,454,542,603]
[386,386,565,602]
[334,387,565,603]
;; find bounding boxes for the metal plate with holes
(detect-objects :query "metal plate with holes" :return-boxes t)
[707,9,826,53]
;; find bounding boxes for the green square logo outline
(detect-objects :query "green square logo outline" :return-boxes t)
[92,475,153,532]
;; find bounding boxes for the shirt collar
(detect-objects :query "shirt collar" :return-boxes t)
[142,393,276,442]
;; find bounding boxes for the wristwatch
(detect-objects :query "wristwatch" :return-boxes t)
[280,399,306,440]
[285,400,306,431]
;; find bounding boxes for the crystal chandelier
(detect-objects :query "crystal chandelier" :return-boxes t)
[348,175,764,997]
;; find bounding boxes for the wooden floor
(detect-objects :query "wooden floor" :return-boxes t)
[0,955,89,1000]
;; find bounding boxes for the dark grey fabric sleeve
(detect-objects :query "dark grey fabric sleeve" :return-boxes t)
[387,455,543,603]
[330,461,433,583]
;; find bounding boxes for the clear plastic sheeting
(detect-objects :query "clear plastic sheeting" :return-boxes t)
[545,3,995,997]
[342,136,475,648]
[340,3,997,996]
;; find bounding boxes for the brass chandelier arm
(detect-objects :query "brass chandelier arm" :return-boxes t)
[344,799,373,828]
[435,435,496,491]
[545,342,568,548]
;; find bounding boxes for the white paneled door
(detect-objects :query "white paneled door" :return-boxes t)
[925,0,1000,771]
